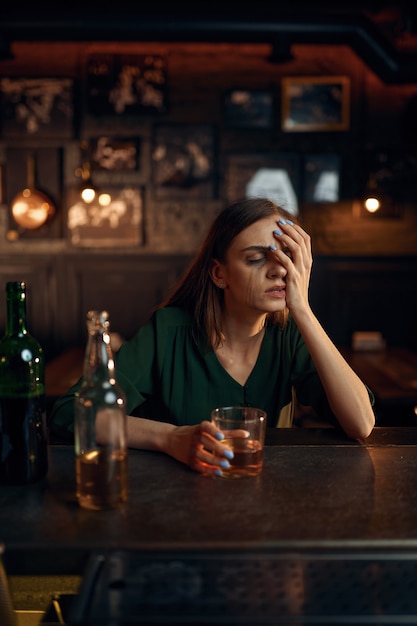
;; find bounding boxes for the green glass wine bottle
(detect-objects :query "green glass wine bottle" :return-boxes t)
[0,281,48,484]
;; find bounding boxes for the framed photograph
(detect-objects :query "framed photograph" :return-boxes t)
[86,54,167,116]
[226,153,300,216]
[67,186,144,247]
[0,77,73,138]
[224,90,274,129]
[152,124,216,199]
[281,76,350,132]
[86,137,140,172]
[303,153,341,202]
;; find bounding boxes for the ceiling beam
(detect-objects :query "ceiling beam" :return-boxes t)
[1,12,417,84]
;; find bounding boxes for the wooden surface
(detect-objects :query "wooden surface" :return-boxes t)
[341,347,417,402]
[3,428,417,577]
[340,347,417,425]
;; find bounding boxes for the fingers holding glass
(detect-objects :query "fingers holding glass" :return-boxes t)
[191,425,235,476]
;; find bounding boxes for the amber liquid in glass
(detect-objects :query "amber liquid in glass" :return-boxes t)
[76,447,128,510]
[221,438,263,477]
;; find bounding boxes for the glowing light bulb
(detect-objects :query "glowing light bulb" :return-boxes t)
[98,193,111,207]
[81,187,96,203]
[364,197,380,213]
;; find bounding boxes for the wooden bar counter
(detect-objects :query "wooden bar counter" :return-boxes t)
[3,427,417,624]
[2,427,417,576]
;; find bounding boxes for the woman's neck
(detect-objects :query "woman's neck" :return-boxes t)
[213,316,266,386]
[218,312,267,346]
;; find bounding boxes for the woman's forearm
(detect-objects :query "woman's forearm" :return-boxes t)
[292,306,375,440]
[124,414,234,476]
[125,415,176,451]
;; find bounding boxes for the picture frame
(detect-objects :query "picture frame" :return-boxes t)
[86,137,140,172]
[152,124,216,199]
[0,77,74,139]
[281,76,350,132]
[225,153,300,216]
[67,186,144,247]
[86,54,167,116]
[224,90,274,129]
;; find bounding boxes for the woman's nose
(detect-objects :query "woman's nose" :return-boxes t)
[267,259,287,277]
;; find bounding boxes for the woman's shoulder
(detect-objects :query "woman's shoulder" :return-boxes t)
[124,306,193,348]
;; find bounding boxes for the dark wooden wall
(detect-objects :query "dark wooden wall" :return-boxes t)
[0,253,191,359]
[1,251,416,360]
[310,256,417,353]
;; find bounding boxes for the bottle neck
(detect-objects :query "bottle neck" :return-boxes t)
[6,282,28,337]
[83,327,116,383]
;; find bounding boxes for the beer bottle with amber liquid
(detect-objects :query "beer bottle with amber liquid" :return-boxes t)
[0,281,48,484]
[74,310,128,510]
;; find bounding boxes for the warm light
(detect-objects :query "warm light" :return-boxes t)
[76,156,97,204]
[81,187,96,203]
[364,196,381,213]
[98,193,112,207]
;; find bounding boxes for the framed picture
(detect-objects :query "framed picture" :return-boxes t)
[67,186,144,247]
[86,54,167,116]
[303,153,341,202]
[224,90,274,129]
[86,137,140,172]
[0,77,73,138]
[152,124,216,199]
[281,76,350,132]
[226,153,300,216]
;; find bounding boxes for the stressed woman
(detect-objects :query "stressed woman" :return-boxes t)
[50,198,375,475]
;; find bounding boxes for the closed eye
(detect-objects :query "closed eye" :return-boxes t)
[247,255,267,265]
[242,245,269,265]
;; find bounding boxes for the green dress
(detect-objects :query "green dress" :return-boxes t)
[50,306,347,440]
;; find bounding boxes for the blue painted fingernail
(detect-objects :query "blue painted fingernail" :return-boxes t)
[215,432,224,441]
[214,469,223,477]
[286,219,294,225]
[269,244,277,251]
[278,218,286,225]
[219,459,230,469]
[223,449,234,460]
[273,229,282,236]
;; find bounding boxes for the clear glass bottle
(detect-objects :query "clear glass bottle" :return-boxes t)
[74,310,128,510]
[0,281,48,484]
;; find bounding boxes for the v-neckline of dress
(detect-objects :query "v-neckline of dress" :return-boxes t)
[209,328,268,387]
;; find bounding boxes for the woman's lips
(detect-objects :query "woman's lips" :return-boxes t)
[266,286,286,298]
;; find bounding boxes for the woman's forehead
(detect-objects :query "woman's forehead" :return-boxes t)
[233,215,279,245]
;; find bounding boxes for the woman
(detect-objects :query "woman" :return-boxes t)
[50,198,375,476]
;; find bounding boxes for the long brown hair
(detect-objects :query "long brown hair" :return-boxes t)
[161,198,295,347]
